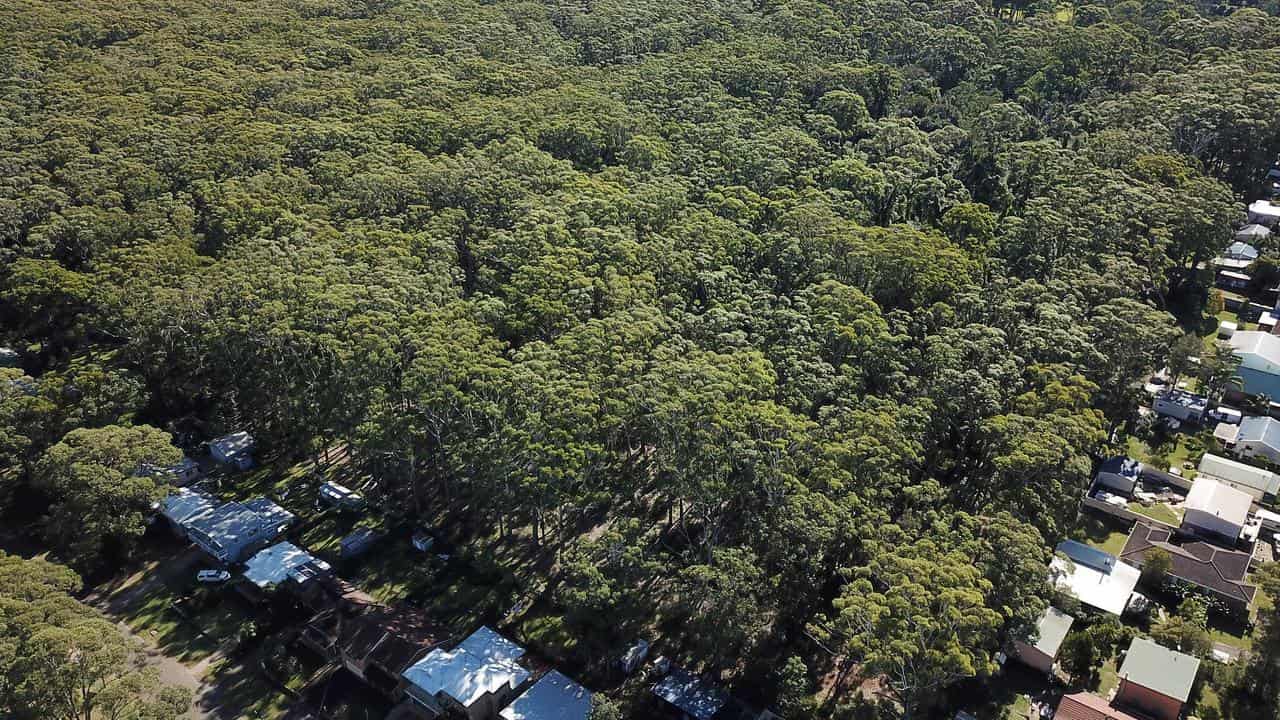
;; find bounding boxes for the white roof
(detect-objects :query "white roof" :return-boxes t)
[499,671,591,720]
[159,488,216,524]
[1230,330,1280,363]
[210,431,254,456]
[403,627,530,708]
[1185,477,1252,527]
[1198,453,1280,495]
[1250,200,1280,219]
[1050,553,1140,616]
[242,541,326,588]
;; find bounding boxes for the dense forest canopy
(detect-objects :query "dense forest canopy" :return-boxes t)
[4,0,1280,717]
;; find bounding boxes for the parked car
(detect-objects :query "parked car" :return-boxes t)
[196,569,231,583]
[412,528,436,552]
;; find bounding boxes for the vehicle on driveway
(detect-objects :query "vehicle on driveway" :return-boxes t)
[196,569,231,583]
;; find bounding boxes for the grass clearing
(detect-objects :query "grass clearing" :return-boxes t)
[1074,515,1134,556]
[1127,501,1183,526]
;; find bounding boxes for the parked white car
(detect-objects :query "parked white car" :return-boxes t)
[196,569,230,583]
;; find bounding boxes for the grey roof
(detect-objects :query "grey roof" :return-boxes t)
[1057,540,1117,573]
[1118,637,1200,702]
[1197,453,1280,496]
[209,431,254,458]
[243,541,329,589]
[159,488,217,524]
[653,668,729,720]
[403,626,530,708]
[1235,225,1271,242]
[1237,416,1280,451]
[185,498,294,562]
[499,671,591,720]
[1028,607,1074,658]
[1154,389,1208,412]
[1225,240,1261,259]
[1098,457,1141,479]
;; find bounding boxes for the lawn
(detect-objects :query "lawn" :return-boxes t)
[1125,432,1202,477]
[1127,501,1183,526]
[1073,515,1133,556]
[1096,656,1119,698]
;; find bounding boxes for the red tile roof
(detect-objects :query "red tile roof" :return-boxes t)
[1120,522,1257,606]
[1055,693,1142,720]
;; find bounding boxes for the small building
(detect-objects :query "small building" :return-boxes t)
[1050,541,1141,616]
[1010,607,1073,676]
[499,671,591,720]
[0,347,18,368]
[319,481,366,511]
[1209,406,1243,425]
[1217,269,1252,292]
[619,639,651,676]
[1216,240,1260,271]
[1114,637,1200,720]
[1095,457,1142,496]
[1215,421,1241,447]
[652,667,729,720]
[1228,331,1280,400]
[340,527,385,560]
[1219,320,1238,338]
[1239,222,1269,242]
[185,497,294,565]
[1233,416,1280,466]
[242,541,332,591]
[209,431,255,470]
[1182,478,1252,544]
[1152,389,1209,424]
[1249,199,1280,227]
[1055,692,1141,720]
[1197,452,1280,503]
[139,456,201,486]
[1120,523,1257,617]
[401,626,530,720]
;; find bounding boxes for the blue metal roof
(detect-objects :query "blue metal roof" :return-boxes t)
[653,669,728,720]
[1055,540,1116,574]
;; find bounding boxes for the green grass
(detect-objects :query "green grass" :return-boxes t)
[1005,693,1031,720]
[1074,515,1133,556]
[1096,656,1120,698]
[1127,501,1183,526]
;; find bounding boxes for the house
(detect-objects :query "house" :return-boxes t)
[1094,457,1142,496]
[1215,421,1241,447]
[340,527,385,560]
[1249,199,1280,227]
[158,488,218,535]
[619,639,651,676]
[652,667,729,720]
[1217,269,1252,292]
[139,456,201,486]
[319,481,366,511]
[499,671,591,720]
[1010,607,1073,676]
[1197,452,1280,503]
[1215,240,1261,271]
[299,591,435,697]
[401,626,531,720]
[1114,638,1201,720]
[1220,320,1238,338]
[1054,692,1141,720]
[1152,389,1209,424]
[1120,523,1257,616]
[1050,541,1141,616]
[242,541,331,591]
[184,497,294,565]
[1228,331,1280,399]
[1182,478,1252,544]
[209,431,255,470]
[1236,224,1272,244]
[1233,416,1280,467]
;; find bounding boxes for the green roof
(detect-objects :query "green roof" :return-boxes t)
[1119,637,1200,702]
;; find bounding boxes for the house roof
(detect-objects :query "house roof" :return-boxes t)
[1197,453,1280,496]
[1055,692,1141,720]
[1184,477,1252,529]
[499,671,591,720]
[1118,637,1200,702]
[1119,523,1257,606]
[185,498,294,558]
[1229,330,1280,365]
[242,541,329,589]
[402,626,530,708]
[653,668,729,720]
[1225,240,1262,258]
[1154,389,1208,412]
[1051,541,1140,615]
[1236,225,1271,241]
[1026,607,1074,658]
[1237,416,1280,452]
[1098,457,1141,479]
[159,488,217,525]
[210,431,254,458]
[1250,200,1280,219]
